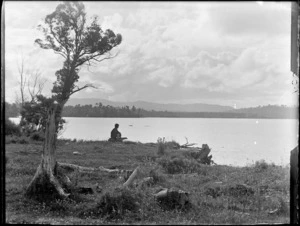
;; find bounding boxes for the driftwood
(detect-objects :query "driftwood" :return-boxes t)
[57,162,138,195]
[58,162,126,174]
[180,137,197,148]
[123,167,139,187]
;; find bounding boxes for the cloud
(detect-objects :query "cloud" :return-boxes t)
[209,2,290,36]
[148,66,178,87]
[4,1,295,107]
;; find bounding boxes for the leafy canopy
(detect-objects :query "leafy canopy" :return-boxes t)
[20,2,122,133]
[35,1,122,103]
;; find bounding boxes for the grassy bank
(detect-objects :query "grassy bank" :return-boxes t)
[5,136,290,224]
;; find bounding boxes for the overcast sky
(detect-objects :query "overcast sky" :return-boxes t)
[4,1,298,108]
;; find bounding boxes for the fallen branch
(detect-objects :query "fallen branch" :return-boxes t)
[123,167,139,187]
[180,137,197,148]
[58,162,97,172]
[58,162,125,174]
[99,166,123,173]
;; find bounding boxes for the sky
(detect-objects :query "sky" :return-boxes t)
[4,1,299,108]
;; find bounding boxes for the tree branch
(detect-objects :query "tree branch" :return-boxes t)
[68,84,97,98]
[75,50,120,68]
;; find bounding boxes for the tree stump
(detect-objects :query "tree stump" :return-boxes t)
[154,188,190,210]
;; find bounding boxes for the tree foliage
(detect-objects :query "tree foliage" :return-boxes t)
[35,1,122,104]
[21,1,122,133]
[20,95,65,133]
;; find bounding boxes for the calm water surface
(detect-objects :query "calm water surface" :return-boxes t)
[9,117,298,166]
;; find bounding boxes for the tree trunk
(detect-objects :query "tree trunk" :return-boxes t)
[25,104,70,199]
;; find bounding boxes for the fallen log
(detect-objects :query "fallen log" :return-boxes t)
[58,162,97,172]
[58,162,127,174]
[123,167,139,187]
[99,166,123,173]
[57,163,137,195]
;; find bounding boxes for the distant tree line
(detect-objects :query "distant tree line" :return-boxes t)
[5,101,298,119]
[5,102,20,118]
[61,102,299,119]
[229,105,299,119]
[62,103,142,117]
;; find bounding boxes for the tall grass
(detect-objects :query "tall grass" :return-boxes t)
[5,139,290,224]
[157,137,166,155]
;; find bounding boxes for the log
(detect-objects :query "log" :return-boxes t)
[99,166,122,173]
[58,162,126,174]
[123,167,139,187]
[58,162,97,172]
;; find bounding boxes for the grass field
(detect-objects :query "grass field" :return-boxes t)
[5,136,290,224]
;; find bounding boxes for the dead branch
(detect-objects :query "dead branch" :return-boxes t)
[58,162,97,172]
[99,166,122,173]
[68,84,97,98]
[123,167,139,187]
[58,162,125,174]
[180,137,197,148]
[27,69,47,102]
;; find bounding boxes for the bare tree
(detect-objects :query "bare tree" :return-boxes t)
[15,53,48,130]
[27,68,47,103]
[16,54,27,107]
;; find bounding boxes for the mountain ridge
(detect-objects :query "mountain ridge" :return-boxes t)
[65,98,234,112]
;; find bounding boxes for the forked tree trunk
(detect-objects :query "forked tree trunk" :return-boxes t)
[25,104,70,198]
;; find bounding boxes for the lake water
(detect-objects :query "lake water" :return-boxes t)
[9,117,298,166]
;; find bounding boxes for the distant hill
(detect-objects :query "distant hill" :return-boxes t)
[65,98,234,112]
[228,105,299,119]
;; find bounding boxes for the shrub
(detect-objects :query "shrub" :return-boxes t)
[165,140,181,149]
[254,160,269,171]
[157,137,166,155]
[277,196,289,215]
[158,156,200,174]
[19,138,29,144]
[79,188,141,219]
[5,118,21,136]
[30,131,45,141]
[149,168,166,184]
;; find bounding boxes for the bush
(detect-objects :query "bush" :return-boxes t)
[19,138,29,144]
[165,140,181,149]
[157,137,166,155]
[79,188,141,219]
[30,131,45,141]
[254,160,270,171]
[5,118,21,136]
[158,156,200,174]
[149,168,166,184]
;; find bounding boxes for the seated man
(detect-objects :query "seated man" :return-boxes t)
[109,123,127,142]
